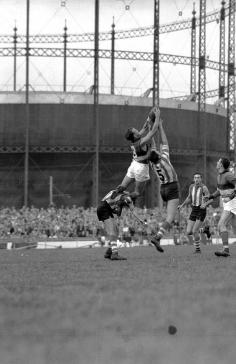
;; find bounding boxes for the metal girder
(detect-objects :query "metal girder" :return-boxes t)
[198,0,206,113]
[152,0,160,207]
[0,47,232,74]
[0,2,235,44]
[219,1,226,101]
[93,0,99,207]
[190,4,197,95]
[227,0,235,152]
[0,145,226,158]
[111,19,115,95]
[168,86,231,101]
[153,0,159,108]
[198,0,207,183]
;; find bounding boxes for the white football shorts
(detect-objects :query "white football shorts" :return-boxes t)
[223,196,236,215]
[126,160,150,182]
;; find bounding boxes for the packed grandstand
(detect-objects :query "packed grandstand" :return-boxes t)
[0,205,224,245]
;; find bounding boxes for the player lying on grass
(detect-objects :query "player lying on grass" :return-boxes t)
[97,188,163,260]
[201,157,236,257]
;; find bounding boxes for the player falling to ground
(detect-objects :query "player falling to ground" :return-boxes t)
[97,187,164,258]
[202,157,236,257]
[147,118,180,252]
[178,173,210,253]
[112,107,160,204]
[97,188,135,260]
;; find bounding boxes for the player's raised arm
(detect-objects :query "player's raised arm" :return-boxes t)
[139,107,160,146]
[139,107,157,136]
[138,118,150,137]
[158,118,169,149]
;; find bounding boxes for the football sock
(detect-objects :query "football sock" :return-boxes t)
[111,242,118,255]
[187,234,194,245]
[156,221,171,239]
[194,239,201,251]
[220,231,229,252]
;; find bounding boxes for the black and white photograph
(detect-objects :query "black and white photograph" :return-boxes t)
[0,0,235,363]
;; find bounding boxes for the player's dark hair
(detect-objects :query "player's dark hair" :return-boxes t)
[125,128,135,142]
[149,150,160,163]
[193,172,202,178]
[220,157,230,170]
[125,128,139,143]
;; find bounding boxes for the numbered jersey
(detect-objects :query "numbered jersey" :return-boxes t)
[151,144,178,185]
[130,140,150,164]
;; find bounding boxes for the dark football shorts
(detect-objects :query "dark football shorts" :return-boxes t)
[189,206,206,222]
[97,201,114,221]
[160,181,180,202]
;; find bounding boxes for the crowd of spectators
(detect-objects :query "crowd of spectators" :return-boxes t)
[0,204,225,245]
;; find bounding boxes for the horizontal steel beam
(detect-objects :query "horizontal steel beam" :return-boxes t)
[0,47,231,73]
[0,145,228,157]
[0,2,234,43]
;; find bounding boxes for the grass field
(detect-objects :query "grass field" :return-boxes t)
[0,245,236,364]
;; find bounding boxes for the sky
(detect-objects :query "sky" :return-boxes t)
[0,0,230,101]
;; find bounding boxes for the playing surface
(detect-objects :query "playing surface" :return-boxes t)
[0,245,235,364]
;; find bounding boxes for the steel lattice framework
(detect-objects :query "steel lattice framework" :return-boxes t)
[0,144,224,157]
[198,0,207,181]
[219,1,226,102]
[168,86,235,101]
[190,4,197,96]
[0,1,234,44]
[198,0,206,113]
[93,0,100,207]
[153,0,159,108]
[227,0,236,152]
[151,0,160,207]
[0,2,233,157]
[0,47,232,74]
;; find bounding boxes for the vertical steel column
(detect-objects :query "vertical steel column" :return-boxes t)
[227,0,235,157]
[153,0,159,108]
[219,1,226,104]
[150,0,161,208]
[93,0,99,206]
[190,3,197,97]
[111,17,115,95]
[24,0,30,207]
[198,0,206,182]
[63,20,67,92]
[13,24,17,91]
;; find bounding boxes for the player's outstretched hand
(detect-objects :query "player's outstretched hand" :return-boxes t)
[153,106,160,117]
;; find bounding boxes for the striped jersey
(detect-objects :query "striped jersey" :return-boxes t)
[188,183,209,207]
[151,144,178,184]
